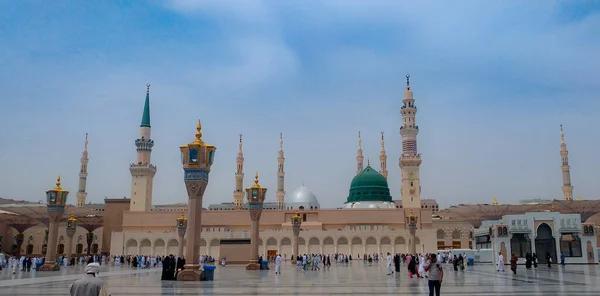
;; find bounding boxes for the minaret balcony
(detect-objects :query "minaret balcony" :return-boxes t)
[135,139,155,151]
[129,163,157,176]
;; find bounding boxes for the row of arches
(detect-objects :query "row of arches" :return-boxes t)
[122,236,421,257]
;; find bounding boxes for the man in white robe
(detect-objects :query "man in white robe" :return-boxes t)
[497,252,505,272]
[386,252,393,275]
[274,254,282,275]
[70,263,110,296]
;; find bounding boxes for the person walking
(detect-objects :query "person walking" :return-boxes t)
[275,254,282,275]
[424,253,443,296]
[386,252,394,275]
[510,253,518,275]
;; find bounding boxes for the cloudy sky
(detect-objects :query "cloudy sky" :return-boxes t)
[0,0,599,208]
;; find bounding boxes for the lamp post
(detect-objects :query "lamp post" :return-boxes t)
[406,209,418,254]
[176,210,187,258]
[290,210,302,264]
[245,172,267,270]
[40,176,69,271]
[177,120,216,281]
[65,212,77,261]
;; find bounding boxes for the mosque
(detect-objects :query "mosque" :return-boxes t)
[108,76,466,258]
[2,78,598,263]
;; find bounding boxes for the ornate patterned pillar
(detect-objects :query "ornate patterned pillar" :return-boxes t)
[177,120,216,281]
[246,173,267,270]
[40,176,68,271]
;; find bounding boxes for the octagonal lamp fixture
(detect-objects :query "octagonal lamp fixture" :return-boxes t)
[245,172,267,204]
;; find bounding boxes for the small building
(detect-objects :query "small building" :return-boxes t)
[474,211,597,264]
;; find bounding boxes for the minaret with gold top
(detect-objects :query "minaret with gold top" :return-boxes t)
[233,134,245,210]
[559,124,573,200]
[129,84,157,211]
[379,131,388,180]
[276,132,286,209]
[76,133,89,207]
[356,131,364,175]
[399,74,422,209]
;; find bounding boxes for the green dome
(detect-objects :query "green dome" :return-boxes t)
[346,166,392,203]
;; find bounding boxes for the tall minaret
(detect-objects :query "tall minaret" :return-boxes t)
[233,133,245,210]
[129,83,157,211]
[399,74,422,209]
[379,131,388,180]
[76,133,89,207]
[559,124,573,200]
[356,131,364,174]
[276,132,286,209]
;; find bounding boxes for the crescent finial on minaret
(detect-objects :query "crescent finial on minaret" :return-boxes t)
[146,83,150,94]
[239,133,242,143]
[406,74,410,90]
[84,133,89,151]
[280,132,283,150]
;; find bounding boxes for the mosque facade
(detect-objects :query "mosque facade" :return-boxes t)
[106,77,474,258]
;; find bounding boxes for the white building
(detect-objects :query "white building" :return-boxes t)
[474,211,597,264]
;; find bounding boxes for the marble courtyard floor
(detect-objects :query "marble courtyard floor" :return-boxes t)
[1,262,600,295]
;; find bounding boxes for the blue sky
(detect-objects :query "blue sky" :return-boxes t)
[0,0,599,208]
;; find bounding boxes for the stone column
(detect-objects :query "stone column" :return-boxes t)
[178,231,185,258]
[66,229,75,259]
[86,232,94,255]
[178,180,207,281]
[40,212,62,271]
[408,228,416,254]
[292,227,300,264]
[246,204,263,270]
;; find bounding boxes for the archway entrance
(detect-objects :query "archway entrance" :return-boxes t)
[535,223,556,264]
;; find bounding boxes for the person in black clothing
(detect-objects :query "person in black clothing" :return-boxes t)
[394,254,400,272]
[546,252,552,268]
[532,253,538,268]
[161,256,172,281]
[525,253,532,269]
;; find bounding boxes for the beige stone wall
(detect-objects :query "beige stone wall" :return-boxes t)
[110,207,472,257]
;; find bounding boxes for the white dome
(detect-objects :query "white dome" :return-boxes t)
[286,185,320,208]
[345,201,396,209]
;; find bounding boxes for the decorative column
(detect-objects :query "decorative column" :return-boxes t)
[40,176,69,271]
[406,209,418,255]
[14,233,24,257]
[65,213,77,261]
[245,172,267,270]
[290,210,302,264]
[177,120,216,281]
[176,210,188,258]
[86,232,94,255]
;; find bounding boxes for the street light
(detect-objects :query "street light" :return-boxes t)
[40,175,69,271]
[65,212,77,261]
[177,120,216,281]
[406,209,418,254]
[291,210,302,263]
[176,210,187,258]
[245,172,267,270]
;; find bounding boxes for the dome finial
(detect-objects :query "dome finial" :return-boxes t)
[254,172,260,186]
[367,158,370,167]
[492,196,499,205]
[146,82,150,94]
[195,120,203,142]
[406,74,411,90]
[55,175,62,189]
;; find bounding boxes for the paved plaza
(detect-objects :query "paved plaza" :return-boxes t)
[1,262,600,295]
